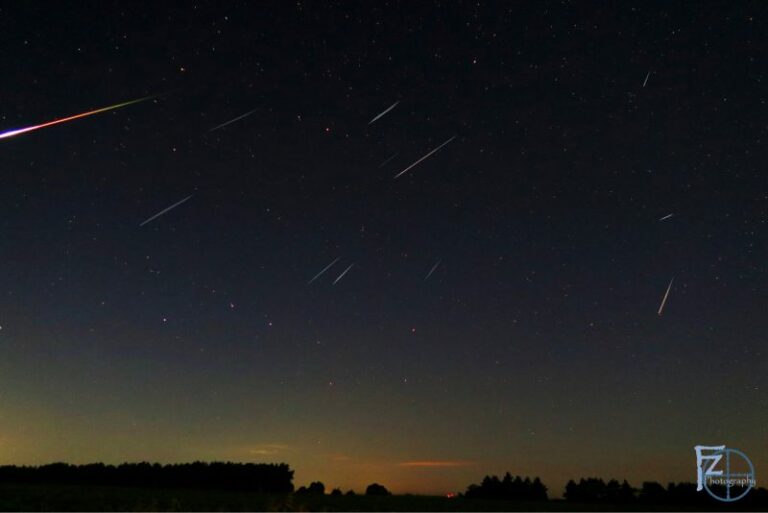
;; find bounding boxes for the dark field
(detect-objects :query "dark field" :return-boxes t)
[0,485,765,512]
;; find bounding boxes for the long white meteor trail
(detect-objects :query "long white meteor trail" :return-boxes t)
[657,277,674,315]
[368,101,399,125]
[140,194,194,227]
[394,135,457,179]
[424,259,441,281]
[308,257,340,284]
[209,108,258,132]
[333,263,354,285]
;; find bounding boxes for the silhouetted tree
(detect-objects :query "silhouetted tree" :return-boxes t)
[605,479,621,502]
[345,489,356,496]
[530,477,548,501]
[639,481,666,503]
[307,481,325,494]
[365,483,390,496]
[563,478,607,502]
[330,487,342,496]
[465,473,548,501]
[665,482,698,504]
[564,480,578,501]
[617,480,635,503]
[746,487,768,508]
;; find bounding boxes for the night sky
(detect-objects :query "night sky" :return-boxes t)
[0,1,766,496]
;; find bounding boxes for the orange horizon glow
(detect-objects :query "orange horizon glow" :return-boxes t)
[398,460,475,468]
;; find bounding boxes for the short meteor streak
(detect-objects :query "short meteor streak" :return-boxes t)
[378,151,399,168]
[140,194,194,227]
[424,259,441,281]
[209,108,259,132]
[333,263,354,285]
[657,277,674,315]
[368,101,399,125]
[308,257,340,284]
[394,135,457,179]
[643,71,651,87]
[0,96,154,141]
[659,213,674,221]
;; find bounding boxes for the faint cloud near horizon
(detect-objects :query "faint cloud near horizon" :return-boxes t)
[248,443,292,456]
[398,460,475,468]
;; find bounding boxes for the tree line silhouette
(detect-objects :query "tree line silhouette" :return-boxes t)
[0,463,393,499]
[1,463,768,507]
[465,473,548,501]
[295,481,391,497]
[562,477,768,507]
[464,473,768,506]
[0,462,293,493]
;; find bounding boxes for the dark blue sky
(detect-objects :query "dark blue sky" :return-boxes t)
[0,1,765,494]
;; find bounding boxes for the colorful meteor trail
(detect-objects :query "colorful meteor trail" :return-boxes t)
[0,96,154,141]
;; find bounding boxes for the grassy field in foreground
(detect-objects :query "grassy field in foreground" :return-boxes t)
[0,484,763,511]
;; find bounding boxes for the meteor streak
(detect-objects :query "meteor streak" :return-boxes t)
[308,257,340,284]
[209,108,259,132]
[368,101,399,125]
[333,263,354,285]
[424,259,441,281]
[394,135,456,179]
[659,213,674,221]
[0,96,154,141]
[140,194,194,227]
[657,277,674,315]
[378,151,399,168]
